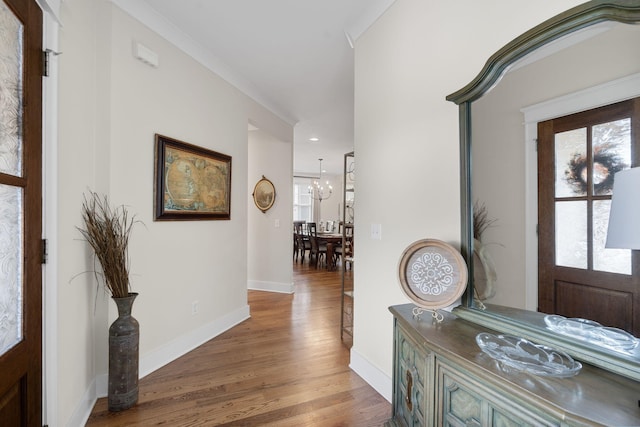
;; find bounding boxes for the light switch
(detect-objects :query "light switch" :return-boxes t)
[275,219,280,228]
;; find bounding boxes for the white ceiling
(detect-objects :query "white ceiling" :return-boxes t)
[137,0,397,175]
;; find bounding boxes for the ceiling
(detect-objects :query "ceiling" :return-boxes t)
[137,0,397,175]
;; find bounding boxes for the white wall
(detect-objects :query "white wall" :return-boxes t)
[56,0,106,422]
[55,1,293,425]
[248,129,294,293]
[351,0,585,399]
[472,23,640,309]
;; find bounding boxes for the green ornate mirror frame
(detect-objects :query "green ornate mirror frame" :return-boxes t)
[447,0,640,381]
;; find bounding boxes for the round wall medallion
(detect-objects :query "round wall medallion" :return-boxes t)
[398,239,468,310]
[252,175,276,213]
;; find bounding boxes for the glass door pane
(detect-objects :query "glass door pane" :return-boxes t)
[591,118,631,196]
[0,0,24,357]
[555,128,586,197]
[0,1,23,177]
[555,200,587,269]
[0,185,23,355]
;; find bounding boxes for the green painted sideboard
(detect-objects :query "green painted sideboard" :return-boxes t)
[386,304,640,426]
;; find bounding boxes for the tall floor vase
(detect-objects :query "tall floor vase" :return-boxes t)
[108,292,139,411]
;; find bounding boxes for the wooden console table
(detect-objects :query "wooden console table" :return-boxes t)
[386,304,640,426]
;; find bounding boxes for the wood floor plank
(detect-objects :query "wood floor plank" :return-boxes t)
[86,262,390,426]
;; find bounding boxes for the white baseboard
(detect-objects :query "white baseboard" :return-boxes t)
[94,304,251,399]
[248,279,294,294]
[349,348,392,402]
[67,376,98,427]
[139,304,251,379]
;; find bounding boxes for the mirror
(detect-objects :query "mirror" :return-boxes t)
[448,0,640,380]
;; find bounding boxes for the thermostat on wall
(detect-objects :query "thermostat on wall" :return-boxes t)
[133,41,159,68]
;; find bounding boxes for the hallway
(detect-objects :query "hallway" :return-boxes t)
[86,263,390,426]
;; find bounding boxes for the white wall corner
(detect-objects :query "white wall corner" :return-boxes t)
[349,348,392,402]
[248,280,294,294]
[95,373,108,399]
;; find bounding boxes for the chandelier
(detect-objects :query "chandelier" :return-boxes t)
[308,158,332,202]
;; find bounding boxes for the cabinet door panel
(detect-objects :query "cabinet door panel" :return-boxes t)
[441,373,482,426]
[491,406,530,427]
[437,360,559,427]
[395,324,433,426]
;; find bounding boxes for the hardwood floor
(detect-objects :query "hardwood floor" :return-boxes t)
[86,262,390,426]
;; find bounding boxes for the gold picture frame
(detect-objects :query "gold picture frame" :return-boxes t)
[252,175,276,213]
[154,134,232,220]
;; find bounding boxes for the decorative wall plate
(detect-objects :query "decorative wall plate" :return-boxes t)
[252,175,276,213]
[398,239,468,310]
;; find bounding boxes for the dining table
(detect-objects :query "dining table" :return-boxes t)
[317,232,343,271]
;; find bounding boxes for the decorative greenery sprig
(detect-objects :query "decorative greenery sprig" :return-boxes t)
[78,192,137,298]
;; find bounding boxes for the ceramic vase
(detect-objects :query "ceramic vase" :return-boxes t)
[108,292,139,411]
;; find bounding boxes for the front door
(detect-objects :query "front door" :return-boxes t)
[0,0,43,425]
[538,98,640,336]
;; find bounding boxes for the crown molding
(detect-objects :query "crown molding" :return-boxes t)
[344,0,397,45]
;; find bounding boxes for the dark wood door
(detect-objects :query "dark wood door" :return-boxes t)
[538,98,640,336]
[0,0,43,425]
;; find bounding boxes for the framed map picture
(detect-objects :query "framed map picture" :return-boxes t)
[154,134,232,220]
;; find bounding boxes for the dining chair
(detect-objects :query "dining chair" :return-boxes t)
[293,221,302,259]
[293,221,310,263]
[325,220,335,233]
[307,222,327,268]
[336,223,354,270]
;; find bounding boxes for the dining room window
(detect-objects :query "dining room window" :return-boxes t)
[293,181,313,222]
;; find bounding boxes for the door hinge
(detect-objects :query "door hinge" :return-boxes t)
[41,238,48,264]
[42,49,62,77]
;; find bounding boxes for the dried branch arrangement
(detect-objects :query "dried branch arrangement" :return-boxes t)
[473,200,497,242]
[78,192,137,298]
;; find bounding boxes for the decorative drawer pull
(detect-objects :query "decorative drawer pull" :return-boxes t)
[405,369,413,411]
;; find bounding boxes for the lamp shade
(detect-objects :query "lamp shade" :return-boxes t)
[606,167,640,250]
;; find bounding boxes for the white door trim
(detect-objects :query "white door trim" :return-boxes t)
[42,10,60,426]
